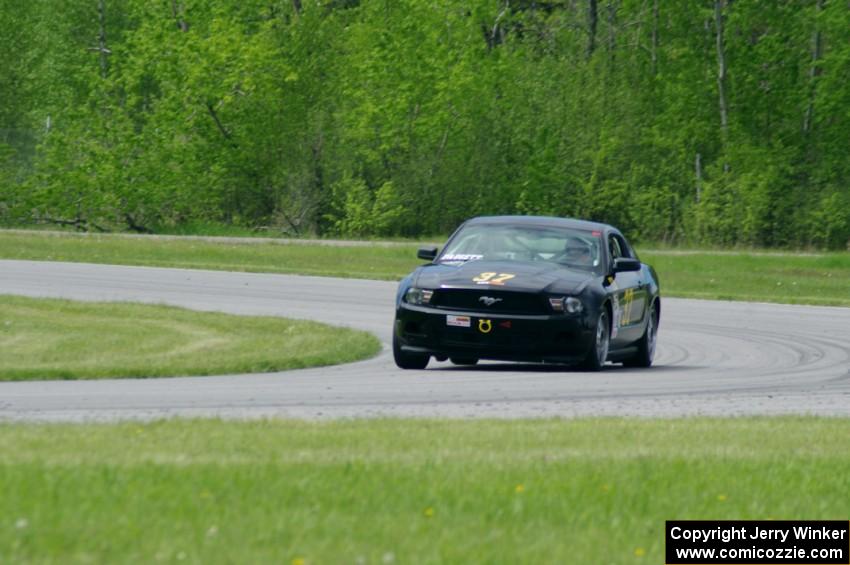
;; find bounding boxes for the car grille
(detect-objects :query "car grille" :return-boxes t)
[430,289,548,315]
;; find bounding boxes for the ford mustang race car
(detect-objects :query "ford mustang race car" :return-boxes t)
[393,216,660,371]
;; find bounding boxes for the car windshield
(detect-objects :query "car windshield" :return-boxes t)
[439,223,605,274]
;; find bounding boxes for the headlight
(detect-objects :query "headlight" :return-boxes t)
[405,288,434,305]
[549,296,583,314]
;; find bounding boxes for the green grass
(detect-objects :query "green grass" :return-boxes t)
[0,230,418,279]
[0,295,380,380]
[2,230,849,306]
[0,417,848,563]
[640,251,850,307]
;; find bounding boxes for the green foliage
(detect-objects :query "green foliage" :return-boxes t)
[331,177,406,237]
[807,191,850,249]
[1,0,850,248]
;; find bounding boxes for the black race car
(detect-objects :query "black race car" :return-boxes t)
[393,216,660,371]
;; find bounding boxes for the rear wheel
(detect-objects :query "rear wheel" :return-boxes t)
[624,299,659,368]
[450,357,478,366]
[393,333,430,370]
[581,309,610,371]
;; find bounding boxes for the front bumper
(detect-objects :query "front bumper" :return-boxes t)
[395,303,595,363]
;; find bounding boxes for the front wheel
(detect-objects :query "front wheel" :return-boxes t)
[393,333,430,370]
[581,309,610,371]
[624,299,659,368]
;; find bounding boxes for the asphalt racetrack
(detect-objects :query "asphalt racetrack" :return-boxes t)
[1,260,849,421]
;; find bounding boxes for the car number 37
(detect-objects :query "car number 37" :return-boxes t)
[392,215,660,371]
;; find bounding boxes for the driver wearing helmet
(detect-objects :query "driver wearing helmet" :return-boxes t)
[562,236,593,266]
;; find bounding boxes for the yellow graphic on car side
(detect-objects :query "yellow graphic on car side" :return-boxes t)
[478,319,493,334]
[473,272,516,286]
[621,288,635,326]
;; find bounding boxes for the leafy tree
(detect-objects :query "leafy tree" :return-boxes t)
[2,0,849,248]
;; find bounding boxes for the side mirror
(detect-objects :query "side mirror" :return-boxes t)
[417,246,438,261]
[612,257,641,273]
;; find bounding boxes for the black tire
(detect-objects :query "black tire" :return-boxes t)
[624,299,659,368]
[393,333,430,369]
[581,308,610,372]
[450,357,478,366]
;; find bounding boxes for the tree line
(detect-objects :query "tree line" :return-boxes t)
[1,0,848,248]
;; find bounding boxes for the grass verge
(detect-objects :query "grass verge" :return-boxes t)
[0,295,380,380]
[0,230,417,280]
[641,251,850,307]
[0,417,848,563]
[2,230,849,306]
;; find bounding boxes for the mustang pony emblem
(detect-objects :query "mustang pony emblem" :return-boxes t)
[478,296,503,306]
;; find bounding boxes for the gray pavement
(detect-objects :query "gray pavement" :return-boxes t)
[1,259,849,421]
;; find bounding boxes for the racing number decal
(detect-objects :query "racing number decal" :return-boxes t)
[472,272,497,283]
[473,272,516,286]
[621,288,635,326]
[478,319,493,333]
[612,287,635,334]
[491,273,515,285]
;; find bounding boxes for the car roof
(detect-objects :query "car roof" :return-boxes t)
[463,215,614,233]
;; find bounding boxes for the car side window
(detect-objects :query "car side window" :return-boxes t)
[610,234,634,260]
[619,235,637,260]
[609,236,623,260]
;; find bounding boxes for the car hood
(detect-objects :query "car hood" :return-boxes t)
[413,260,596,294]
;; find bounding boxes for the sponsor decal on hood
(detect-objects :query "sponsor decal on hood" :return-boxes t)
[415,261,593,294]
